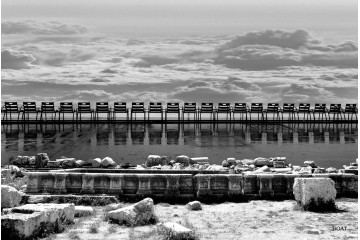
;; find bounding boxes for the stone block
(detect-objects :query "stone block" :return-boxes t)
[101,157,116,168]
[157,222,193,240]
[254,157,270,167]
[91,158,102,168]
[175,155,190,166]
[35,153,50,168]
[47,161,61,168]
[2,203,75,239]
[1,169,12,184]
[186,201,202,211]
[293,178,336,211]
[75,160,85,168]
[108,198,157,226]
[1,185,23,208]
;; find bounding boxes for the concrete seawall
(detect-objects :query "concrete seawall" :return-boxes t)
[25,172,358,201]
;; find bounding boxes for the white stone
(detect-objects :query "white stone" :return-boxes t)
[293,178,337,211]
[158,222,193,240]
[75,160,85,168]
[186,201,202,211]
[1,203,75,239]
[91,158,102,168]
[1,185,22,208]
[101,157,116,167]
[107,197,157,226]
[175,155,190,166]
[75,206,94,217]
[254,157,270,167]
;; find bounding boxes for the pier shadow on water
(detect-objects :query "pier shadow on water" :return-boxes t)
[1,122,358,169]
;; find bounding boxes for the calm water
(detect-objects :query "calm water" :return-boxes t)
[1,123,358,169]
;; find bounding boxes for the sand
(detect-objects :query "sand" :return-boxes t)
[50,198,358,240]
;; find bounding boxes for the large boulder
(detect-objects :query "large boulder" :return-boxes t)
[107,198,157,226]
[61,158,76,168]
[35,153,50,168]
[293,178,337,211]
[157,222,194,240]
[101,157,116,168]
[1,185,23,208]
[91,158,102,168]
[175,155,190,166]
[75,160,85,168]
[146,155,161,167]
[1,203,75,240]
[160,156,170,166]
[9,156,29,166]
[1,169,12,184]
[186,201,202,211]
[254,157,270,167]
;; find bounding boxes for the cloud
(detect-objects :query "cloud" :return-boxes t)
[2,21,87,35]
[58,90,113,102]
[214,29,357,70]
[132,56,180,67]
[100,69,118,74]
[90,78,110,83]
[1,49,36,69]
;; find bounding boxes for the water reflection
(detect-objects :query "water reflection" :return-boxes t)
[1,122,358,168]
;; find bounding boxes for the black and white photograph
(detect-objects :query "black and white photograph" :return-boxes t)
[1,0,358,239]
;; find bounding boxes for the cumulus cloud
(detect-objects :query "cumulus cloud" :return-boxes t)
[90,78,110,83]
[132,56,180,67]
[1,49,36,69]
[214,29,357,70]
[2,21,87,35]
[100,69,118,74]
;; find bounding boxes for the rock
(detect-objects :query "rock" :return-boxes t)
[298,166,313,174]
[9,165,20,174]
[28,156,36,165]
[304,161,316,167]
[91,158,102,168]
[293,178,337,211]
[235,160,242,165]
[254,166,270,173]
[161,165,172,170]
[350,162,358,166]
[47,161,61,168]
[160,156,170,165]
[1,185,22,208]
[190,157,209,165]
[227,158,236,165]
[107,197,157,226]
[75,206,94,217]
[102,157,116,168]
[35,153,50,168]
[1,203,75,240]
[241,159,255,166]
[146,155,161,167]
[326,167,338,173]
[75,160,85,168]
[172,163,183,170]
[254,157,270,167]
[222,160,230,167]
[273,160,286,168]
[175,155,190,166]
[186,201,202,211]
[61,158,76,168]
[313,168,326,174]
[9,156,29,166]
[157,222,193,240]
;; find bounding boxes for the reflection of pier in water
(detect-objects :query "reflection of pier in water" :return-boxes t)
[2,123,358,152]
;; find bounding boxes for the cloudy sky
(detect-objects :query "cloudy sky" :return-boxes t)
[1,0,358,105]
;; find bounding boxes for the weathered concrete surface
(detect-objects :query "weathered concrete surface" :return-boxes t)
[1,203,75,240]
[157,222,193,240]
[293,178,337,211]
[108,197,157,226]
[75,206,94,217]
[1,185,22,208]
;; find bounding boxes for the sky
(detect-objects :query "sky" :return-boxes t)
[1,0,358,105]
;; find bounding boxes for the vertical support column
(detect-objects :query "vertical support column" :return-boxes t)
[80,174,95,194]
[309,132,314,145]
[286,174,297,198]
[293,132,298,144]
[261,132,267,145]
[258,174,274,197]
[277,132,283,145]
[137,175,152,195]
[242,174,258,197]
[108,174,124,195]
[165,175,180,197]
[53,173,68,194]
[196,175,212,198]
[228,174,242,197]
[26,172,41,193]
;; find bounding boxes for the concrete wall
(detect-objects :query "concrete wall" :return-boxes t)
[25,172,358,201]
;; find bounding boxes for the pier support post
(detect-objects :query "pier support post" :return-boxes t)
[26,173,41,193]
[228,175,242,197]
[196,175,212,198]
[258,174,274,197]
[108,174,124,195]
[80,174,95,194]
[165,175,180,197]
[53,173,68,194]
[137,175,152,195]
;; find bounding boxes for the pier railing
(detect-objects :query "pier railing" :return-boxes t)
[2,102,357,124]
